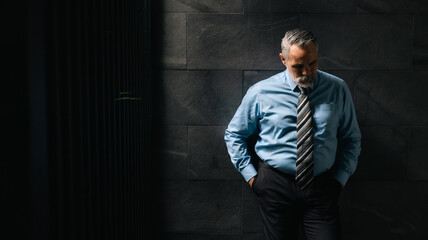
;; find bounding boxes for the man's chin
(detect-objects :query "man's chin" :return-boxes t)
[292,76,315,88]
[297,81,313,88]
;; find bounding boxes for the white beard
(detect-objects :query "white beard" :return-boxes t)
[291,75,315,88]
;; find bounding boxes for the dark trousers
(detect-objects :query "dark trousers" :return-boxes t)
[252,162,342,240]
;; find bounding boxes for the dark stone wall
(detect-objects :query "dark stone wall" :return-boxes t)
[155,1,428,239]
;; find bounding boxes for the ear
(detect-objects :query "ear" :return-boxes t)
[279,53,287,66]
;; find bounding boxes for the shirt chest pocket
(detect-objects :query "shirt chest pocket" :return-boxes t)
[313,103,339,130]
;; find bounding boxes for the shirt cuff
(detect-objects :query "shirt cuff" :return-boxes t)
[333,168,350,186]
[241,164,258,182]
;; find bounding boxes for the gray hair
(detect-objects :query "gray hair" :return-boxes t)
[281,29,318,59]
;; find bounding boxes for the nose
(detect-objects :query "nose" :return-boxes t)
[302,64,310,76]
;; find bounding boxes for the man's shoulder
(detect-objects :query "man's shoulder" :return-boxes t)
[249,71,285,91]
[318,70,345,84]
[317,70,348,89]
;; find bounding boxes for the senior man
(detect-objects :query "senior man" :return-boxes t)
[224,29,361,240]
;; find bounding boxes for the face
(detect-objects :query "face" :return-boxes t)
[279,42,318,88]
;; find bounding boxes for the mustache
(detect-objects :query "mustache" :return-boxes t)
[296,75,315,82]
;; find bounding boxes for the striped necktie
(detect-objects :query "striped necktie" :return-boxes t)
[296,86,314,190]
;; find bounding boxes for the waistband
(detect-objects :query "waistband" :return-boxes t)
[258,160,334,180]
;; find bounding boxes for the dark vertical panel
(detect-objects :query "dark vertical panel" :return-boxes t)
[34,0,152,239]
[27,0,48,239]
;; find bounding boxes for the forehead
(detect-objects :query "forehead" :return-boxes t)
[288,43,318,61]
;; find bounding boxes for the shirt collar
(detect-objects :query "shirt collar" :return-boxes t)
[285,69,318,92]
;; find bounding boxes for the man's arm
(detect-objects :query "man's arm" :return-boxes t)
[224,85,260,183]
[334,83,362,187]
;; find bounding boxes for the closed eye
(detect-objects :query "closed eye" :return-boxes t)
[292,60,317,69]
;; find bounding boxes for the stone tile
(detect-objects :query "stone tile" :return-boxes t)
[301,14,413,70]
[413,16,428,71]
[405,182,428,240]
[161,13,186,69]
[408,127,428,180]
[161,70,242,125]
[188,126,241,180]
[187,14,299,70]
[357,0,405,13]
[187,233,242,240]
[243,233,265,240]
[340,181,428,239]
[354,71,428,126]
[164,180,242,233]
[243,0,355,13]
[163,0,242,13]
[187,14,245,70]
[406,0,428,13]
[353,126,408,181]
[242,182,263,233]
[159,125,188,179]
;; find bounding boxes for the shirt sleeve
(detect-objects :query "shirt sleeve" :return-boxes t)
[334,82,362,186]
[224,85,260,182]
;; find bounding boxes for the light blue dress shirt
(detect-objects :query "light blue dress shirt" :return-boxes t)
[224,70,361,186]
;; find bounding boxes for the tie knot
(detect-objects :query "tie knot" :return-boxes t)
[298,86,308,96]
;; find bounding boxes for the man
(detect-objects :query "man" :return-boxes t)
[224,29,361,240]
